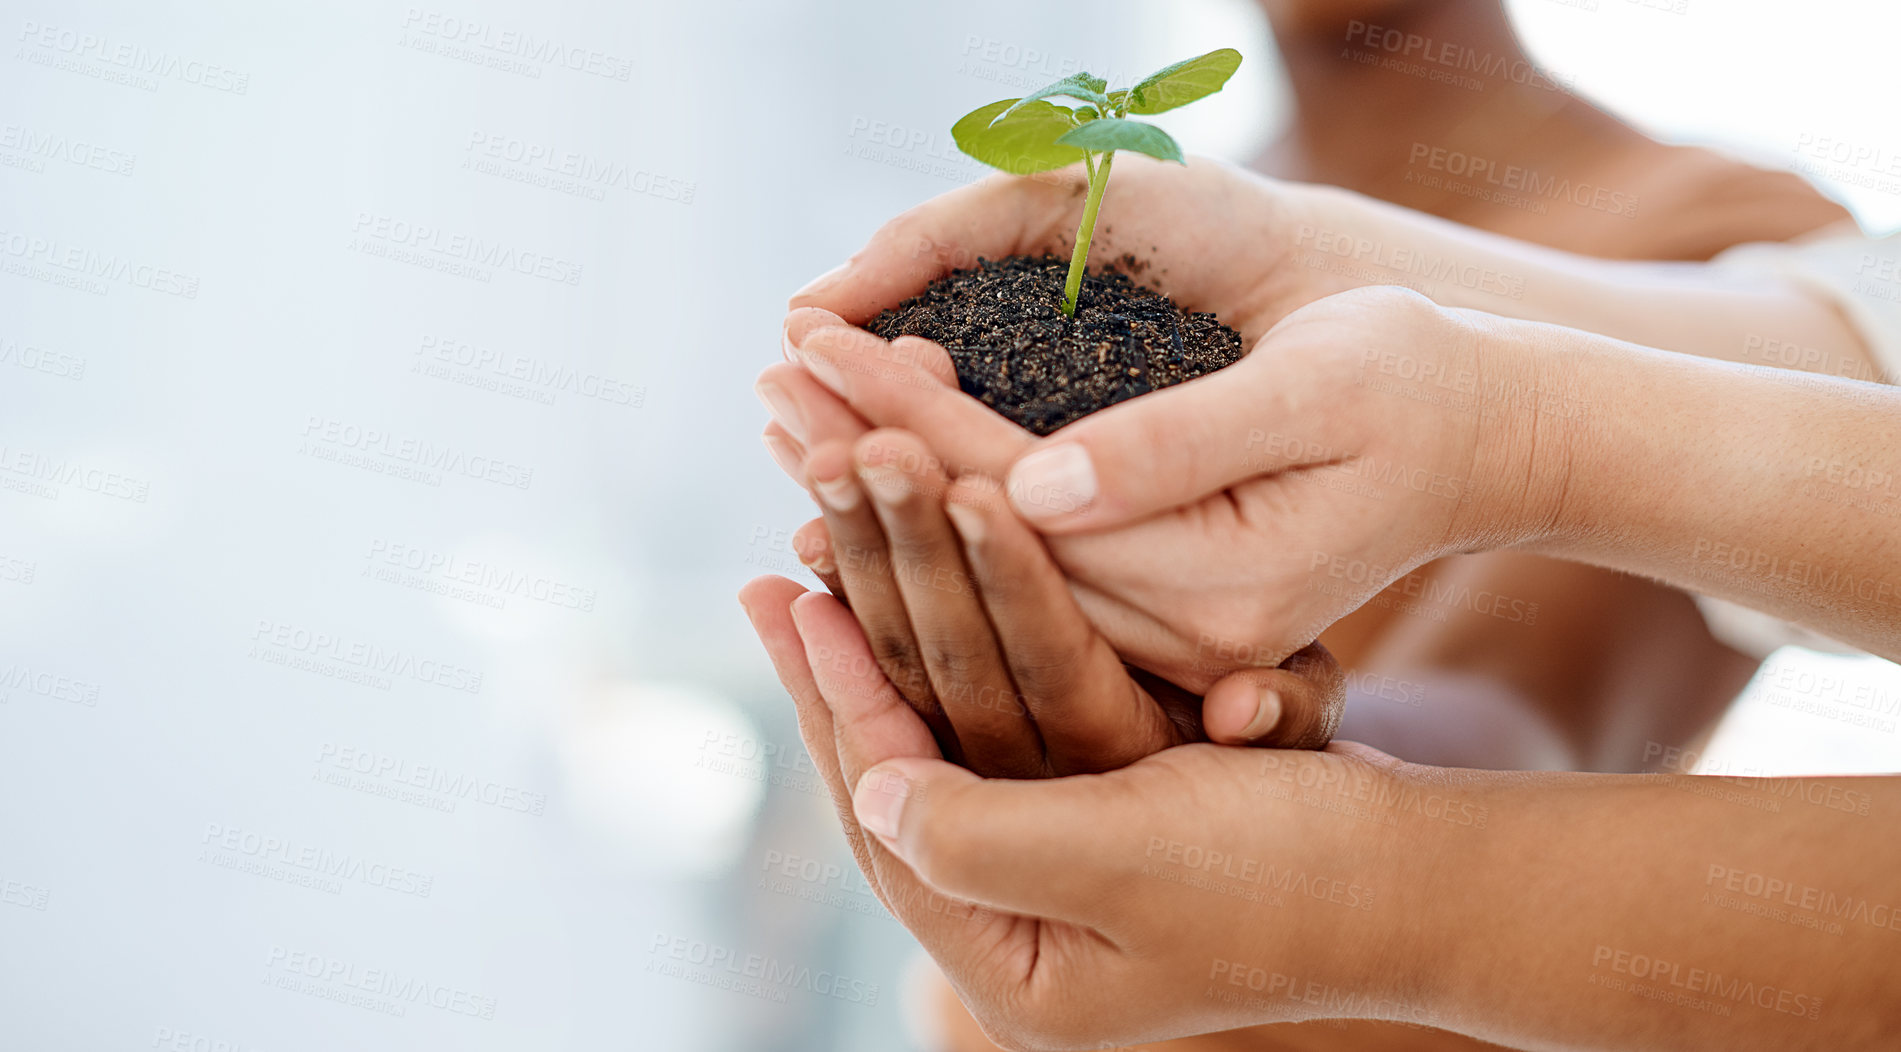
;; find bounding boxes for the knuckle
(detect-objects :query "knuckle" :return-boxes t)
[855,426,914,459]
[1283,685,1343,750]
[831,536,890,578]
[859,429,945,478]
[1007,647,1082,701]
[868,633,927,693]
[920,639,992,687]
[889,537,962,585]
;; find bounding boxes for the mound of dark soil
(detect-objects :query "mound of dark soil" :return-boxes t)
[867,254,1244,435]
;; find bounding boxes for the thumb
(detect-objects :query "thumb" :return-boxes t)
[788,173,1078,323]
[1003,348,1324,532]
[1199,641,1344,751]
[851,758,1120,927]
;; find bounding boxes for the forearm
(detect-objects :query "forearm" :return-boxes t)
[1405,768,1901,1050]
[1291,183,1879,381]
[1498,321,1901,660]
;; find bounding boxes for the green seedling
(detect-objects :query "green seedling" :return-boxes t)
[951,48,1242,316]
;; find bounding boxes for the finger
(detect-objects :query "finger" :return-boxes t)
[805,441,959,758]
[787,172,1082,323]
[1003,346,1332,532]
[1201,642,1345,750]
[790,306,960,389]
[942,475,1177,773]
[792,591,943,782]
[791,517,845,599]
[850,755,1126,928]
[789,592,1020,940]
[744,577,1003,945]
[761,423,806,491]
[855,432,1044,778]
[756,361,871,454]
[783,306,848,362]
[737,576,857,830]
[795,324,1034,478]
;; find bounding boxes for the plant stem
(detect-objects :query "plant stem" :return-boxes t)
[1060,150,1112,317]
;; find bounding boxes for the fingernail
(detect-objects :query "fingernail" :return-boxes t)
[801,349,847,397]
[797,542,835,576]
[782,327,797,363]
[814,471,861,512]
[943,500,986,545]
[860,466,910,505]
[1008,444,1097,520]
[853,767,911,841]
[755,381,807,444]
[1243,688,1282,740]
[762,434,803,479]
[793,261,852,303]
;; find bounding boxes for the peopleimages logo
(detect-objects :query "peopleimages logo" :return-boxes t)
[0,444,150,503]
[314,743,547,816]
[1689,538,1896,610]
[1589,945,1822,1021]
[200,823,434,897]
[1257,752,1489,828]
[1344,20,1573,93]
[0,662,101,706]
[415,334,645,408]
[1705,863,1901,933]
[397,8,632,81]
[348,213,583,287]
[464,132,694,205]
[1143,838,1378,910]
[646,934,881,1007]
[15,20,252,94]
[0,229,199,298]
[251,619,483,694]
[362,538,598,612]
[1407,143,1640,217]
[0,335,86,379]
[1309,551,1540,625]
[264,945,497,1019]
[1292,225,1525,300]
[300,415,534,491]
[0,123,136,176]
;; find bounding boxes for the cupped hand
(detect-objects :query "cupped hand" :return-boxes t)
[764,285,1555,690]
[784,427,1343,776]
[738,575,1440,1050]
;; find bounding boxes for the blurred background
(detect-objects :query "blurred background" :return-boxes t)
[2,1,1896,1049]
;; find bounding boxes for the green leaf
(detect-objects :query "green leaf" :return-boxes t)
[953,99,1088,174]
[993,72,1110,124]
[1055,118,1184,164]
[1126,48,1241,114]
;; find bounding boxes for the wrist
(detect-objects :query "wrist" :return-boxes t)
[1291,184,1560,318]
[1265,753,1488,1026]
[1448,310,1600,552]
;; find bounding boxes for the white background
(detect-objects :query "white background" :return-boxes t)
[2,1,1896,1049]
